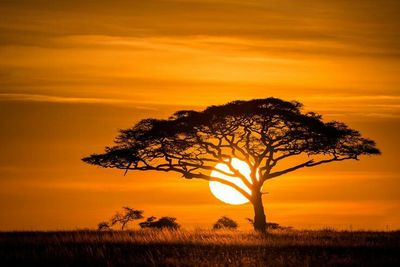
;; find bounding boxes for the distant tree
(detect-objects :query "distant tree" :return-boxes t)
[83,98,380,232]
[139,216,180,229]
[97,221,111,231]
[213,216,238,230]
[110,207,144,230]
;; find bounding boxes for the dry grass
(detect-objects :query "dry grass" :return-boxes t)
[1,229,399,266]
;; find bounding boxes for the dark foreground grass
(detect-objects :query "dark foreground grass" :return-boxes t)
[1,229,399,266]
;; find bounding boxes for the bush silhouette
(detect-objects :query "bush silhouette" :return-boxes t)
[246,218,291,230]
[97,222,111,231]
[213,216,238,230]
[139,216,180,229]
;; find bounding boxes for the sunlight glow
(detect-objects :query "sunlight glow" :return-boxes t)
[209,158,255,205]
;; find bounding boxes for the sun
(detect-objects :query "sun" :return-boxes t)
[209,158,254,205]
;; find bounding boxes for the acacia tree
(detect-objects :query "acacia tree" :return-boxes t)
[110,207,144,230]
[83,98,380,232]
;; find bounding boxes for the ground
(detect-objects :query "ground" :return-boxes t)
[1,229,399,266]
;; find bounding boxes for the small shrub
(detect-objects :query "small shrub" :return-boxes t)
[246,218,292,230]
[97,222,111,231]
[266,223,281,229]
[213,216,238,230]
[139,216,180,230]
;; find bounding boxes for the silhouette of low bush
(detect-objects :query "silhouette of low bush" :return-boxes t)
[246,218,292,230]
[97,222,111,231]
[139,216,180,229]
[213,216,238,230]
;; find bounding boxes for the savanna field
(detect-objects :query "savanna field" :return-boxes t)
[1,229,399,267]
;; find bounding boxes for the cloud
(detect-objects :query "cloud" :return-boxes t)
[0,1,399,58]
[289,95,400,119]
[0,93,157,110]
[0,93,123,104]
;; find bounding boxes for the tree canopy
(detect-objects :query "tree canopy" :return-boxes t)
[83,98,380,201]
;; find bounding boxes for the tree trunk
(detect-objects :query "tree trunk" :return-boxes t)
[252,191,267,232]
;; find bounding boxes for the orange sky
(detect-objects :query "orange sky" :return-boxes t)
[0,0,399,230]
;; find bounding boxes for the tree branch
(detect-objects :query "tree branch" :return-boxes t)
[265,160,314,181]
[264,156,356,182]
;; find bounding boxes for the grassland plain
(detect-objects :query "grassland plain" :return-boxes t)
[0,229,399,266]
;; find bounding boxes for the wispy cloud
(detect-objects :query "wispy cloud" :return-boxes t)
[0,93,158,110]
[0,93,125,104]
[304,95,400,101]
[1,1,399,57]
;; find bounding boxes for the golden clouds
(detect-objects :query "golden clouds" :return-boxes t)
[1,1,399,109]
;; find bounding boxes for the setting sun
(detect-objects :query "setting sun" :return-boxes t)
[209,158,255,205]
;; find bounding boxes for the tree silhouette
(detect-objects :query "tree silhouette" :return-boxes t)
[110,207,144,230]
[83,98,380,232]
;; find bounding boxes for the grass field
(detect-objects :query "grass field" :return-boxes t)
[1,229,399,266]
